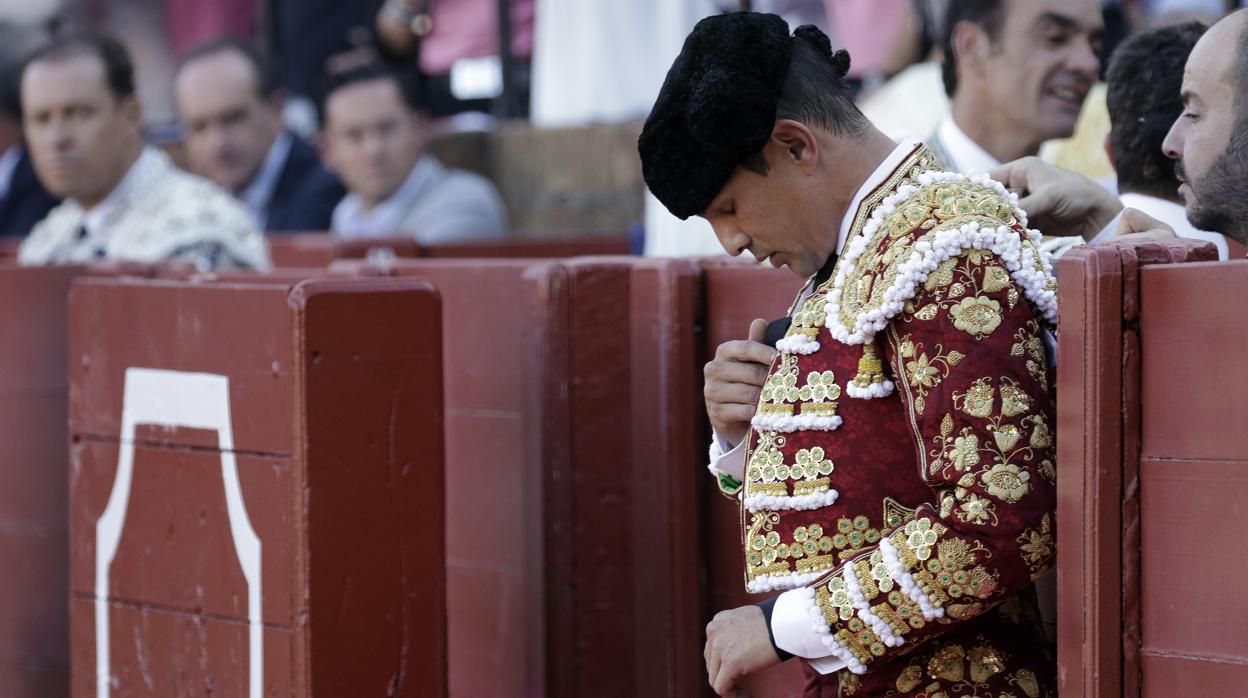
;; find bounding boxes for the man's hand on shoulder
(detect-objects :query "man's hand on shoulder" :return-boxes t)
[990,156,1123,241]
[704,604,781,696]
[704,318,776,446]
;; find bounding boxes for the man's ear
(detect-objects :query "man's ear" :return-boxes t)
[121,94,143,135]
[1103,131,1116,171]
[951,20,989,78]
[770,119,818,174]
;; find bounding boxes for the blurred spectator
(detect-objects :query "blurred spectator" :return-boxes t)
[0,22,59,237]
[931,0,1103,173]
[321,63,506,243]
[1105,21,1240,257]
[375,0,535,117]
[18,34,268,270]
[272,0,382,136]
[175,38,345,232]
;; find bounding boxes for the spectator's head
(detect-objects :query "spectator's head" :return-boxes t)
[175,37,284,194]
[21,33,142,207]
[320,63,427,209]
[1106,22,1205,201]
[943,0,1103,158]
[639,14,877,278]
[1163,9,1248,244]
[0,22,49,150]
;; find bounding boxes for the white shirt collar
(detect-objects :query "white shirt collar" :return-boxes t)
[240,131,293,229]
[0,145,21,202]
[332,154,440,239]
[937,114,1000,175]
[836,138,919,254]
[1119,191,1229,260]
[81,146,156,238]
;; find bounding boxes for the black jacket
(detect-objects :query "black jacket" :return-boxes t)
[265,134,345,232]
[0,145,59,237]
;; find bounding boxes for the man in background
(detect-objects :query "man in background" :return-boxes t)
[0,22,58,238]
[175,37,344,232]
[321,63,507,244]
[1104,21,1243,258]
[18,34,268,270]
[931,0,1102,173]
[992,9,1248,256]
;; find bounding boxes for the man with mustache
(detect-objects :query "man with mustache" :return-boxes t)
[931,0,1102,176]
[642,12,1058,697]
[17,34,269,271]
[992,8,1248,256]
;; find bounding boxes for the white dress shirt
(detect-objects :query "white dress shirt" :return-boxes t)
[708,139,922,674]
[932,114,1000,175]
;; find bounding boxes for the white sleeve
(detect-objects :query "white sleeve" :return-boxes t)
[771,589,845,674]
[707,431,746,480]
[1087,210,1124,245]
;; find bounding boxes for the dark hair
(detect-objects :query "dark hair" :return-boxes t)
[740,27,867,174]
[320,62,425,121]
[24,33,135,101]
[177,36,280,98]
[941,0,1005,97]
[1106,22,1205,197]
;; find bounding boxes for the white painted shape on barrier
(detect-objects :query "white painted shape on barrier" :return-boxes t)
[95,368,262,698]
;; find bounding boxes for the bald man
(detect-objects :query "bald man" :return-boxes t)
[175,37,344,232]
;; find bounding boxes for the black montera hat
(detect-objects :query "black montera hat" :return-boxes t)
[638,13,846,220]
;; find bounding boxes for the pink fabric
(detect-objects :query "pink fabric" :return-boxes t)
[823,0,909,78]
[420,0,535,75]
[165,0,256,56]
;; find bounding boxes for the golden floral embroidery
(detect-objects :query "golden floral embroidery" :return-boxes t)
[899,334,966,414]
[928,643,966,682]
[981,463,1031,503]
[950,295,1004,339]
[745,514,883,583]
[799,370,842,403]
[955,378,996,419]
[1016,513,1054,577]
[956,492,999,526]
[1010,668,1042,698]
[884,638,1027,698]
[999,378,1032,417]
[755,355,842,421]
[1011,321,1049,391]
[1025,413,1052,449]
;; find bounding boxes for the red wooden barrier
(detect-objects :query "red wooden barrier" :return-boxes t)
[1055,239,1218,698]
[268,232,630,268]
[343,257,703,697]
[66,277,446,696]
[267,234,420,268]
[1137,258,1248,695]
[0,265,82,697]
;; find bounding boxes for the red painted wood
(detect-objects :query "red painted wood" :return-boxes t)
[67,277,446,696]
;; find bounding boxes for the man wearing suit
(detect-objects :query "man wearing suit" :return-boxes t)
[0,23,58,238]
[174,37,345,232]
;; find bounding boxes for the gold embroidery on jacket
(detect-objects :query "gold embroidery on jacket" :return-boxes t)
[1016,513,1055,578]
[1011,320,1049,391]
[899,334,966,415]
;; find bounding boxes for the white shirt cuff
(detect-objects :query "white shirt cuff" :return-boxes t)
[707,430,746,481]
[771,588,843,674]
